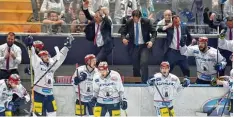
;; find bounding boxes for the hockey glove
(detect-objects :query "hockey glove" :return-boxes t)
[180,35,186,47]
[219,29,227,40]
[24,35,34,48]
[182,77,190,87]
[74,72,87,85]
[120,98,128,110]
[214,63,223,72]
[5,101,15,111]
[89,97,97,107]
[24,66,31,75]
[147,78,155,86]
[64,35,74,48]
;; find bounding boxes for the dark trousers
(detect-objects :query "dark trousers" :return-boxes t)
[195,78,211,84]
[94,45,112,64]
[219,49,232,76]
[130,44,149,83]
[0,69,19,80]
[165,48,190,77]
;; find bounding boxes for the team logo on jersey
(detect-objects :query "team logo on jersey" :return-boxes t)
[102,87,114,97]
[111,77,117,81]
[193,50,199,54]
[156,78,161,81]
[202,97,230,116]
[95,79,99,82]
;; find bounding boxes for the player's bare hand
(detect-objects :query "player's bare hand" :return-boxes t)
[10,52,16,59]
[122,39,129,45]
[146,41,153,48]
[4,52,10,59]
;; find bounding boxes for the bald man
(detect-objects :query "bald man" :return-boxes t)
[156,10,172,30]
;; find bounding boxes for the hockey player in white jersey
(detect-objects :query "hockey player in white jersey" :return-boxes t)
[72,54,98,116]
[0,74,21,116]
[24,35,74,116]
[180,36,227,84]
[147,61,189,117]
[89,62,127,116]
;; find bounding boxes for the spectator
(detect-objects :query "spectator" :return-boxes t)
[92,0,109,14]
[121,10,157,84]
[156,9,172,31]
[203,8,225,30]
[224,0,233,18]
[139,0,155,20]
[40,0,65,19]
[63,0,73,24]
[0,32,22,80]
[69,0,93,20]
[71,10,89,33]
[42,10,67,33]
[157,15,192,77]
[82,1,114,63]
[114,0,137,24]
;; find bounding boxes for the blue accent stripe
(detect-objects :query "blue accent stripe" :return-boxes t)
[54,84,212,87]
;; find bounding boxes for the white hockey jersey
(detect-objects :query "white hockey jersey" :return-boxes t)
[32,46,69,95]
[218,39,233,52]
[148,73,182,102]
[0,80,13,112]
[93,70,124,104]
[72,65,98,102]
[12,84,30,102]
[180,45,227,81]
[220,69,233,99]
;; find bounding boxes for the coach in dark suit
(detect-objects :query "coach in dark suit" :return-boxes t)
[157,15,192,77]
[121,10,157,84]
[82,1,113,63]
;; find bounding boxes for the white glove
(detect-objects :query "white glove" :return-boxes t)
[54,46,61,61]
[24,94,30,102]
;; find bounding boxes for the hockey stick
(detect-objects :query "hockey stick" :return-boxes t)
[207,91,229,116]
[221,90,231,116]
[28,47,34,116]
[153,83,173,117]
[76,63,83,116]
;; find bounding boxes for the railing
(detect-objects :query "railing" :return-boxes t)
[0,23,220,38]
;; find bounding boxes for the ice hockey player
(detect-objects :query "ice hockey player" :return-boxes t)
[216,53,233,116]
[11,82,30,116]
[72,54,98,116]
[147,61,189,117]
[89,61,128,116]
[218,37,233,52]
[24,35,74,116]
[180,36,227,84]
[24,40,45,75]
[0,74,21,116]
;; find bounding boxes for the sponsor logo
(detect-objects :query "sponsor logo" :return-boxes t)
[42,88,52,94]
[202,97,230,116]
[156,78,161,81]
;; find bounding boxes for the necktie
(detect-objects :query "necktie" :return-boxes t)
[229,28,232,40]
[176,27,180,50]
[94,24,100,45]
[6,47,10,70]
[135,23,139,45]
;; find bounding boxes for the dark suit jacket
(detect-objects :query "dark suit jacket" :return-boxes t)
[83,7,113,53]
[120,18,157,47]
[157,25,192,54]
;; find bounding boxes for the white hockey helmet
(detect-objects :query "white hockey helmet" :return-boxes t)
[160,61,170,69]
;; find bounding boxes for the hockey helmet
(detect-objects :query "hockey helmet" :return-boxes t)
[38,50,49,57]
[198,37,208,43]
[9,74,20,85]
[84,54,96,64]
[33,40,44,51]
[98,61,108,70]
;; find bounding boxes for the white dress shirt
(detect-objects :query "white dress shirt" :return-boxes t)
[95,22,104,47]
[0,43,22,70]
[134,19,144,45]
[170,26,181,50]
[156,18,172,30]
